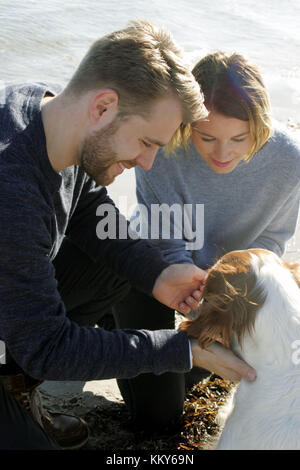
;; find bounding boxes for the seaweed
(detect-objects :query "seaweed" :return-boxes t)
[41,374,233,451]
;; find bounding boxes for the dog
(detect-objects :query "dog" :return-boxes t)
[179,248,300,450]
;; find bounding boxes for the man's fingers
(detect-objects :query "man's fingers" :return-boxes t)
[177,289,202,314]
[185,295,200,310]
[193,341,257,383]
[177,302,191,314]
[192,289,203,301]
[222,367,245,382]
[229,352,257,382]
[220,365,256,383]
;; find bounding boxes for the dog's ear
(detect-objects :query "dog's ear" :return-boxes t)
[179,268,261,349]
[179,295,234,348]
[284,262,300,288]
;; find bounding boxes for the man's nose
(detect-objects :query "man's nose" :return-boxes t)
[136,148,158,171]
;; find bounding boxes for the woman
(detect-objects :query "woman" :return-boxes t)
[113,51,300,430]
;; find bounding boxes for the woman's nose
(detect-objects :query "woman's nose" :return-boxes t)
[212,142,232,162]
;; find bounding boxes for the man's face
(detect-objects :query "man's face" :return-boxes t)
[78,95,183,186]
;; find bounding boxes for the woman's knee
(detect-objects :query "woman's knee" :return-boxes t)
[117,372,185,430]
[113,287,175,330]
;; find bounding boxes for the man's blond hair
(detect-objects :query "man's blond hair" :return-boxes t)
[65,20,207,147]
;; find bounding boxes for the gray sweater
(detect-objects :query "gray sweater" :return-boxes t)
[135,126,300,269]
[0,82,191,381]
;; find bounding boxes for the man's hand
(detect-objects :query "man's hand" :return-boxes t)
[152,264,207,314]
[190,339,257,382]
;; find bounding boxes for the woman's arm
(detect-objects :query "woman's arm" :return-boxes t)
[248,183,300,256]
[133,172,195,265]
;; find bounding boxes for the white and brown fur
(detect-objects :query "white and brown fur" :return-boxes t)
[180,248,300,450]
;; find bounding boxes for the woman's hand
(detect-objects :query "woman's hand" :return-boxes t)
[152,264,207,314]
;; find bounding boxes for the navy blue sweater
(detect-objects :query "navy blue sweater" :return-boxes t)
[0,82,191,380]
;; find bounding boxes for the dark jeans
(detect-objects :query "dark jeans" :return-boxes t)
[0,237,130,449]
[113,288,209,430]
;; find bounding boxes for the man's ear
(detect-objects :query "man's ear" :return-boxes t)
[89,89,119,126]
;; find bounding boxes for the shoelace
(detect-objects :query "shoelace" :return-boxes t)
[12,387,44,427]
[14,390,32,411]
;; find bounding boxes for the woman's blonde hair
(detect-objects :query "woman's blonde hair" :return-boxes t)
[171,51,273,160]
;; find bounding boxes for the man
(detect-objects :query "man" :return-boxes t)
[0,20,256,449]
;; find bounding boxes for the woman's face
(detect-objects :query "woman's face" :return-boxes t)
[191,111,253,174]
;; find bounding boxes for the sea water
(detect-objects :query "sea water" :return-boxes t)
[0,0,299,122]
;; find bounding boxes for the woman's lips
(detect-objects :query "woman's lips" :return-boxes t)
[212,158,233,168]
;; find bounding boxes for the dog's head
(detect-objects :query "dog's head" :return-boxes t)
[179,249,300,350]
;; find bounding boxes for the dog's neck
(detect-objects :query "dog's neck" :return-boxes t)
[232,264,300,373]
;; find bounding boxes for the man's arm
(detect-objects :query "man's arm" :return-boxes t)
[0,173,196,380]
[66,176,170,295]
[66,175,206,313]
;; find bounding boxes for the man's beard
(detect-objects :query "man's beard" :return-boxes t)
[78,118,121,186]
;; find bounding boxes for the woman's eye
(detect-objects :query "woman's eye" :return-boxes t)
[201,137,215,142]
[142,140,152,148]
[232,138,246,143]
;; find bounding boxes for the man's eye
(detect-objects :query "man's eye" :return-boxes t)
[142,140,152,148]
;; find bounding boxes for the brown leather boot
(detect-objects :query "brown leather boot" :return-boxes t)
[0,373,89,449]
